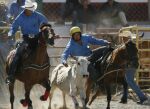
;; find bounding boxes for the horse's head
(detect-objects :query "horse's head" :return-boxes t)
[124,40,139,68]
[39,23,57,46]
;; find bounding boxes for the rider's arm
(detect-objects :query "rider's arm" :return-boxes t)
[37,12,48,25]
[8,17,20,37]
[61,41,72,64]
[87,35,110,46]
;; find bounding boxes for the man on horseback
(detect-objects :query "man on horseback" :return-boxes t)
[61,26,111,81]
[6,0,50,85]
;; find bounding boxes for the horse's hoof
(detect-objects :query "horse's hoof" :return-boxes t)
[119,100,127,104]
[20,99,28,107]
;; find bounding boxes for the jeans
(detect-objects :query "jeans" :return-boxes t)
[125,68,147,102]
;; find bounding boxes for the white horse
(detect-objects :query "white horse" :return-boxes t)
[48,56,90,109]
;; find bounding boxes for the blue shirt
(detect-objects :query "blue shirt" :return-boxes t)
[61,34,109,63]
[9,0,25,19]
[8,11,48,36]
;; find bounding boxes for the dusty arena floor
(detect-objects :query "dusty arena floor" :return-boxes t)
[0,81,149,109]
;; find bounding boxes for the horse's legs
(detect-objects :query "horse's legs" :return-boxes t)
[88,89,101,105]
[85,78,93,105]
[9,84,15,109]
[20,84,32,108]
[120,78,128,103]
[40,79,51,101]
[105,84,111,109]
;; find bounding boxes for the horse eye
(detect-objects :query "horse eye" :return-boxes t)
[77,62,80,65]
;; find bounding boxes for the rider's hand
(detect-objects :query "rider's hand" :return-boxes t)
[63,62,68,67]
[107,41,111,45]
[8,36,13,40]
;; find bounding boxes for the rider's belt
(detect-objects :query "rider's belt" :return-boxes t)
[23,34,39,39]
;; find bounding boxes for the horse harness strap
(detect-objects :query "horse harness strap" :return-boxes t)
[24,62,50,70]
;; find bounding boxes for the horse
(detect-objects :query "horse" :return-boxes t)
[48,57,90,109]
[5,24,57,109]
[85,40,139,109]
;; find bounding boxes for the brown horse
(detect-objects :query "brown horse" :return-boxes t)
[86,40,139,109]
[5,24,57,109]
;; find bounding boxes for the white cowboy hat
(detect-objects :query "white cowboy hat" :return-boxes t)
[119,31,136,39]
[21,0,37,11]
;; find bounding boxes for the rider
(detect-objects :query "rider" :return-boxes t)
[61,26,111,80]
[6,0,50,85]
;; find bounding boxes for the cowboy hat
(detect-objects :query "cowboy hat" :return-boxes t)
[21,0,37,11]
[119,31,136,39]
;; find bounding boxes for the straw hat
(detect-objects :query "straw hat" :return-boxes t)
[21,0,37,11]
[119,31,136,39]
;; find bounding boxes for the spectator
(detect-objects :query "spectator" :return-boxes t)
[98,0,128,27]
[58,0,97,31]
[0,2,9,23]
[57,0,82,24]
[8,0,25,23]
[72,0,97,31]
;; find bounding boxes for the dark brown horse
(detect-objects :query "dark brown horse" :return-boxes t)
[5,24,57,109]
[86,40,139,109]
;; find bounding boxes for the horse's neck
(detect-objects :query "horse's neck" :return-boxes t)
[110,46,126,67]
[32,46,49,64]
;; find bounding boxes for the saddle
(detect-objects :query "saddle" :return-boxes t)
[95,47,114,76]
[9,42,33,74]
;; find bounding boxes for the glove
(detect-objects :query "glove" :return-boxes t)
[107,41,111,45]
[7,35,15,47]
[63,62,68,67]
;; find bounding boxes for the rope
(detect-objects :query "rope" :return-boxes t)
[97,69,123,82]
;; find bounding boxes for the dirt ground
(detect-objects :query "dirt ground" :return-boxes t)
[0,81,150,109]
[48,88,150,109]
